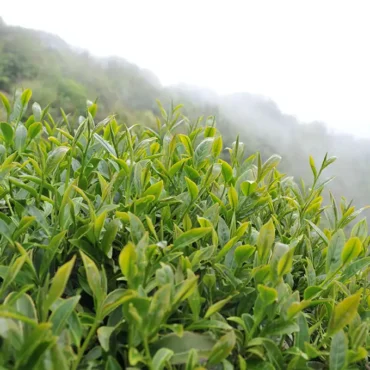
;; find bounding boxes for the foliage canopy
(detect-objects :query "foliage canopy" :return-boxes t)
[1,20,370,216]
[0,90,369,369]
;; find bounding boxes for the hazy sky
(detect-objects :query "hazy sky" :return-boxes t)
[2,0,370,137]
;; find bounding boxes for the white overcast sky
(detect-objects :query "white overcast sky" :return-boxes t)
[2,0,370,137]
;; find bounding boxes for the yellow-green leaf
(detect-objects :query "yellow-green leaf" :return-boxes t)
[128,212,145,244]
[178,134,193,156]
[94,211,107,240]
[212,136,223,158]
[119,242,138,286]
[257,219,275,264]
[207,330,236,365]
[326,230,345,274]
[234,245,255,266]
[20,89,32,107]
[168,158,190,177]
[234,222,249,238]
[174,227,212,250]
[185,177,199,201]
[219,159,233,183]
[80,252,103,302]
[28,122,42,140]
[101,219,120,256]
[45,256,76,310]
[12,216,36,241]
[173,274,198,305]
[309,155,317,178]
[216,236,239,262]
[204,296,233,319]
[1,122,14,145]
[228,185,238,209]
[143,180,163,200]
[258,284,277,306]
[341,237,362,266]
[152,348,174,370]
[45,146,70,175]
[240,181,257,196]
[0,93,11,117]
[329,330,347,370]
[277,247,295,278]
[88,103,98,117]
[328,293,361,336]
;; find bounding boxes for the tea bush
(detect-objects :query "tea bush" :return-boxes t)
[0,89,369,370]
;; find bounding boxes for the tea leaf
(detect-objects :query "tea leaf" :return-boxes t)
[295,313,309,350]
[329,330,347,370]
[257,285,278,306]
[152,348,174,370]
[220,159,233,183]
[328,293,361,336]
[147,284,171,334]
[20,88,32,107]
[277,246,295,277]
[94,211,107,240]
[1,122,14,144]
[94,133,117,157]
[326,229,345,274]
[45,256,76,311]
[174,228,212,250]
[28,122,42,140]
[207,330,236,366]
[234,245,255,266]
[212,136,223,158]
[0,93,11,117]
[143,180,163,200]
[351,218,368,243]
[351,322,368,349]
[80,252,104,303]
[347,347,368,365]
[101,219,120,256]
[240,181,257,196]
[97,326,116,352]
[341,237,362,266]
[248,338,283,369]
[0,255,27,297]
[257,219,275,264]
[128,212,145,244]
[228,185,238,209]
[45,146,70,175]
[340,257,370,282]
[0,84,368,369]
[194,138,213,166]
[185,177,199,200]
[119,242,138,287]
[204,296,233,319]
[14,124,27,150]
[49,295,80,335]
[151,332,216,365]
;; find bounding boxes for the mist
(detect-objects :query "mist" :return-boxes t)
[1,8,370,220]
[2,0,370,138]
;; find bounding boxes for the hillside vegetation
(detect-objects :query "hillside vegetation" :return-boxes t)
[0,20,369,215]
[0,88,370,369]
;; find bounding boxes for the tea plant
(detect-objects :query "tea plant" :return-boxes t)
[0,88,369,369]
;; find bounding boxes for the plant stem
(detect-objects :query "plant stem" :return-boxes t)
[143,337,152,364]
[64,146,73,193]
[72,318,100,370]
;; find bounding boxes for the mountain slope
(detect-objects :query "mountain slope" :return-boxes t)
[0,19,369,215]
[0,20,160,124]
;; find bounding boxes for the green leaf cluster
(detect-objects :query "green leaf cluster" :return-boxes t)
[0,90,369,369]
